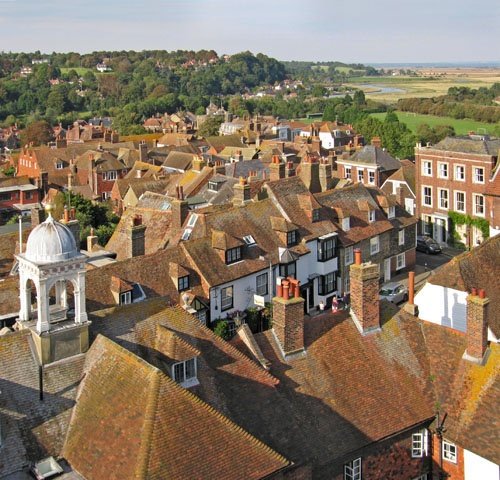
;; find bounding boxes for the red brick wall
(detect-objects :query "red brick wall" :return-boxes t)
[272,295,305,355]
[350,262,380,332]
[17,150,41,178]
[466,294,489,360]
[431,434,465,480]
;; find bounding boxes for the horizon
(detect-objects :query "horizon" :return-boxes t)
[0,0,498,64]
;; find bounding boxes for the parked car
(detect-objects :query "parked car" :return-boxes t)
[379,282,408,304]
[416,235,442,254]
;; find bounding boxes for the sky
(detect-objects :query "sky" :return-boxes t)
[0,0,499,64]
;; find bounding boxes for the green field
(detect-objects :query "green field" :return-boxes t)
[370,111,496,136]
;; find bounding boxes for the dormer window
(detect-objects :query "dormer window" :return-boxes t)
[55,161,63,170]
[226,247,241,264]
[172,357,198,387]
[345,166,351,179]
[103,170,117,181]
[318,234,336,262]
[120,291,132,305]
[243,235,256,246]
[368,210,375,223]
[387,206,395,219]
[342,217,350,231]
[287,230,298,247]
[178,275,189,291]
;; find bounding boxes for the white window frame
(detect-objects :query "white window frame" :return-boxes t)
[370,236,380,255]
[454,164,465,181]
[120,291,132,305]
[443,439,457,463]
[422,186,432,207]
[102,191,111,201]
[342,217,350,231]
[344,457,361,480]
[172,357,198,387]
[256,272,268,296]
[103,170,117,181]
[437,162,448,179]
[438,188,449,210]
[178,275,189,292]
[474,194,485,217]
[455,191,465,213]
[398,229,405,246]
[473,166,484,184]
[412,429,428,458]
[345,246,354,266]
[368,170,375,184]
[368,210,375,223]
[423,215,432,236]
[345,166,351,179]
[387,206,395,219]
[55,161,64,170]
[357,169,364,183]
[396,253,405,270]
[422,160,432,176]
[221,285,233,311]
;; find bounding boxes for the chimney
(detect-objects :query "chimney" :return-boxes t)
[31,207,45,228]
[233,176,252,207]
[213,160,226,175]
[371,137,381,148]
[349,249,380,335]
[129,215,146,257]
[269,155,285,181]
[40,171,49,196]
[87,227,98,252]
[67,172,73,191]
[286,161,295,177]
[272,277,305,359]
[319,157,332,192]
[61,206,80,248]
[299,154,321,193]
[192,155,206,172]
[404,271,418,316]
[171,186,189,229]
[139,141,148,162]
[311,137,321,153]
[464,289,489,364]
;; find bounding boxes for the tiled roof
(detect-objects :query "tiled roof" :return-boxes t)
[162,151,195,171]
[64,334,288,479]
[205,135,246,149]
[384,159,416,194]
[342,145,402,172]
[432,136,500,155]
[429,235,500,337]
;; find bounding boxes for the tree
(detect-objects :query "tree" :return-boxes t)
[20,120,53,146]
[198,115,224,137]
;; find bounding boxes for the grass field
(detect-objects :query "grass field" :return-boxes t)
[370,111,496,135]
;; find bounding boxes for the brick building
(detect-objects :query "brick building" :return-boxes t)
[0,175,41,220]
[415,135,500,247]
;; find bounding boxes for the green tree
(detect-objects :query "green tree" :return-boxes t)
[198,115,224,137]
[213,320,231,340]
[20,120,53,146]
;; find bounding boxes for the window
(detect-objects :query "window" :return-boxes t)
[187,213,198,228]
[423,186,432,207]
[279,262,296,278]
[103,170,117,181]
[443,440,457,463]
[344,457,361,480]
[221,286,233,311]
[345,166,351,179]
[318,272,336,295]
[102,191,111,201]
[422,160,432,176]
[287,230,298,246]
[225,247,241,264]
[173,358,197,385]
[357,169,364,183]
[243,235,256,246]
[474,194,484,216]
[342,217,350,231]
[412,429,428,458]
[368,170,375,184]
[344,275,350,293]
[454,164,465,181]
[0,192,11,201]
[398,229,404,246]
[312,209,320,222]
[370,236,380,255]
[25,191,33,200]
[396,253,405,270]
[55,161,63,170]
[368,210,375,223]
[345,246,354,266]
[473,167,484,184]
[438,189,449,210]
[318,236,336,262]
[387,206,395,219]
[120,291,132,305]
[256,273,268,296]
[438,162,448,179]
[455,191,465,212]
[178,275,189,292]
[208,180,220,192]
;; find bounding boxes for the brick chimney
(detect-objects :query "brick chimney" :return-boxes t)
[192,155,206,172]
[61,206,80,248]
[349,249,380,335]
[299,153,321,193]
[464,288,489,364]
[171,186,189,229]
[286,161,295,177]
[139,140,148,162]
[233,176,251,206]
[87,227,98,252]
[31,206,45,228]
[319,157,332,192]
[269,154,285,181]
[273,277,306,359]
[311,137,321,154]
[128,215,146,257]
[213,160,226,175]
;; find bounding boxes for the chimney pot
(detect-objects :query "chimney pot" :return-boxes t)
[471,287,477,296]
[282,281,290,300]
[63,206,70,223]
[479,289,486,299]
[354,248,362,265]
[408,271,415,305]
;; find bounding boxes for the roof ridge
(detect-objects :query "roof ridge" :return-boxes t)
[135,368,162,479]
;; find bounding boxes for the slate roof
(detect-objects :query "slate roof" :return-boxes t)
[429,235,500,337]
[432,136,500,156]
[63,334,289,480]
[340,145,402,172]
[384,159,416,194]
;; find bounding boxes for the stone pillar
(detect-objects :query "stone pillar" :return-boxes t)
[74,272,88,324]
[36,279,50,333]
[19,274,31,322]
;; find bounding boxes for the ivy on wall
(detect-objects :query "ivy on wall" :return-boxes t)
[448,211,490,247]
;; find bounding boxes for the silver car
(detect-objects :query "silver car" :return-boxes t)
[379,282,408,304]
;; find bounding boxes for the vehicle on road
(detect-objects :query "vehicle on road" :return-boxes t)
[379,282,409,304]
[416,235,442,254]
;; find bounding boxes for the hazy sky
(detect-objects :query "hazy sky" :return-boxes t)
[0,0,498,63]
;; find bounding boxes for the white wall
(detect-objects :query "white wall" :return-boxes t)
[415,284,467,332]
[464,449,499,480]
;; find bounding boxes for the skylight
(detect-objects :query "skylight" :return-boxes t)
[243,235,256,246]
[181,229,192,241]
[187,213,198,228]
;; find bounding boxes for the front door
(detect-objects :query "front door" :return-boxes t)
[384,258,391,282]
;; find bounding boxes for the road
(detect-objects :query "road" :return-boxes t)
[416,251,451,271]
